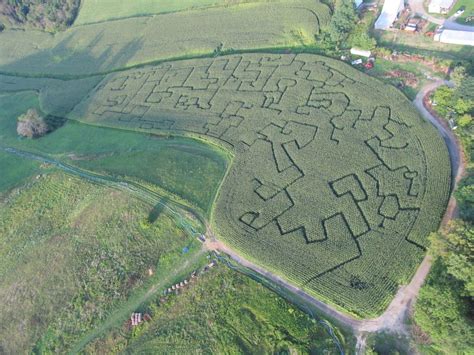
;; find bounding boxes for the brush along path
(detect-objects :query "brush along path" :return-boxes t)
[69,53,451,317]
[1,146,205,238]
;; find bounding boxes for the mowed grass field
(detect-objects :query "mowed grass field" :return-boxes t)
[85,265,352,353]
[75,0,274,25]
[0,0,330,76]
[0,92,228,214]
[69,53,451,316]
[0,172,202,353]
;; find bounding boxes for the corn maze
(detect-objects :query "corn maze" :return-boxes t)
[72,54,451,316]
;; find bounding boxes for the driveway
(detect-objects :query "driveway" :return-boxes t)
[408,0,474,31]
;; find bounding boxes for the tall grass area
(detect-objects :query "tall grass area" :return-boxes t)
[0,172,201,353]
[75,0,273,25]
[0,92,228,214]
[85,265,350,354]
[0,0,329,76]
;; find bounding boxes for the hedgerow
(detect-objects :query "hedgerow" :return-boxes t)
[68,53,451,317]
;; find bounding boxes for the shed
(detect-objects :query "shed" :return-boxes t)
[428,0,455,14]
[434,29,474,46]
[350,48,372,57]
[374,0,404,30]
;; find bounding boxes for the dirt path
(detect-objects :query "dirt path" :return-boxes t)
[70,248,205,354]
[205,79,465,352]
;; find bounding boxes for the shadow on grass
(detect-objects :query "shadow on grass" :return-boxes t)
[148,197,169,224]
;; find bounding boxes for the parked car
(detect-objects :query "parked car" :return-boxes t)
[455,6,466,16]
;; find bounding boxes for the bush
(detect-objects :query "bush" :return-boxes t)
[17,108,49,138]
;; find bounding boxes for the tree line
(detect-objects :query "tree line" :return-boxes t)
[0,0,80,31]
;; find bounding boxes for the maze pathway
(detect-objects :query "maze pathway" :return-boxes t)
[72,53,451,315]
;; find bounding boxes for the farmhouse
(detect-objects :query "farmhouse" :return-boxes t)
[428,0,455,14]
[434,29,474,46]
[374,0,404,30]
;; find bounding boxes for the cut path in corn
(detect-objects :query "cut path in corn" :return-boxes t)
[205,78,465,350]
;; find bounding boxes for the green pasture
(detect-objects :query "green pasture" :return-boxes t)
[0,0,329,76]
[0,151,41,194]
[0,92,227,213]
[85,265,350,354]
[0,172,202,353]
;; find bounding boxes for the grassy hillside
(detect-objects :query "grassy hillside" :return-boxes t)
[75,0,276,25]
[0,150,41,194]
[84,264,351,354]
[0,172,202,353]
[0,0,330,76]
[70,53,451,316]
[0,92,228,214]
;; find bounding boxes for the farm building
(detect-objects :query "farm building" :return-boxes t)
[434,29,474,46]
[428,0,455,14]
[374,0,405,30]
[350,48,372,57]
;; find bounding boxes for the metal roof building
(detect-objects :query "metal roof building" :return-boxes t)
[374,0,404,30]
[434,29,474,46]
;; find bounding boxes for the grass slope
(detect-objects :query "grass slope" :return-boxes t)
[84,265,351,354]
[70,53,451,317]
[0,151,40,194]
[0,0,329,76]
[0,172,200,353]
[0,92,228,213]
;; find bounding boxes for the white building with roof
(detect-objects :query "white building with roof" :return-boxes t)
[374,0,405,30]
[428,0,455,14]
[434,29,474,46]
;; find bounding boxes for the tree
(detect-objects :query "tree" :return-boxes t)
[17,108,49,138]
[440,221,474,296]
[349,24,377,50]
[413,259,473,353]
[326,0,357,47]
[454,98,474,115]
[455,75,474,103]
[458,114,472,128]
[455,176,474,224]
[451,65,467,87]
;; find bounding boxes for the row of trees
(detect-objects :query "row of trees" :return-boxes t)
[413,65,474,353]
